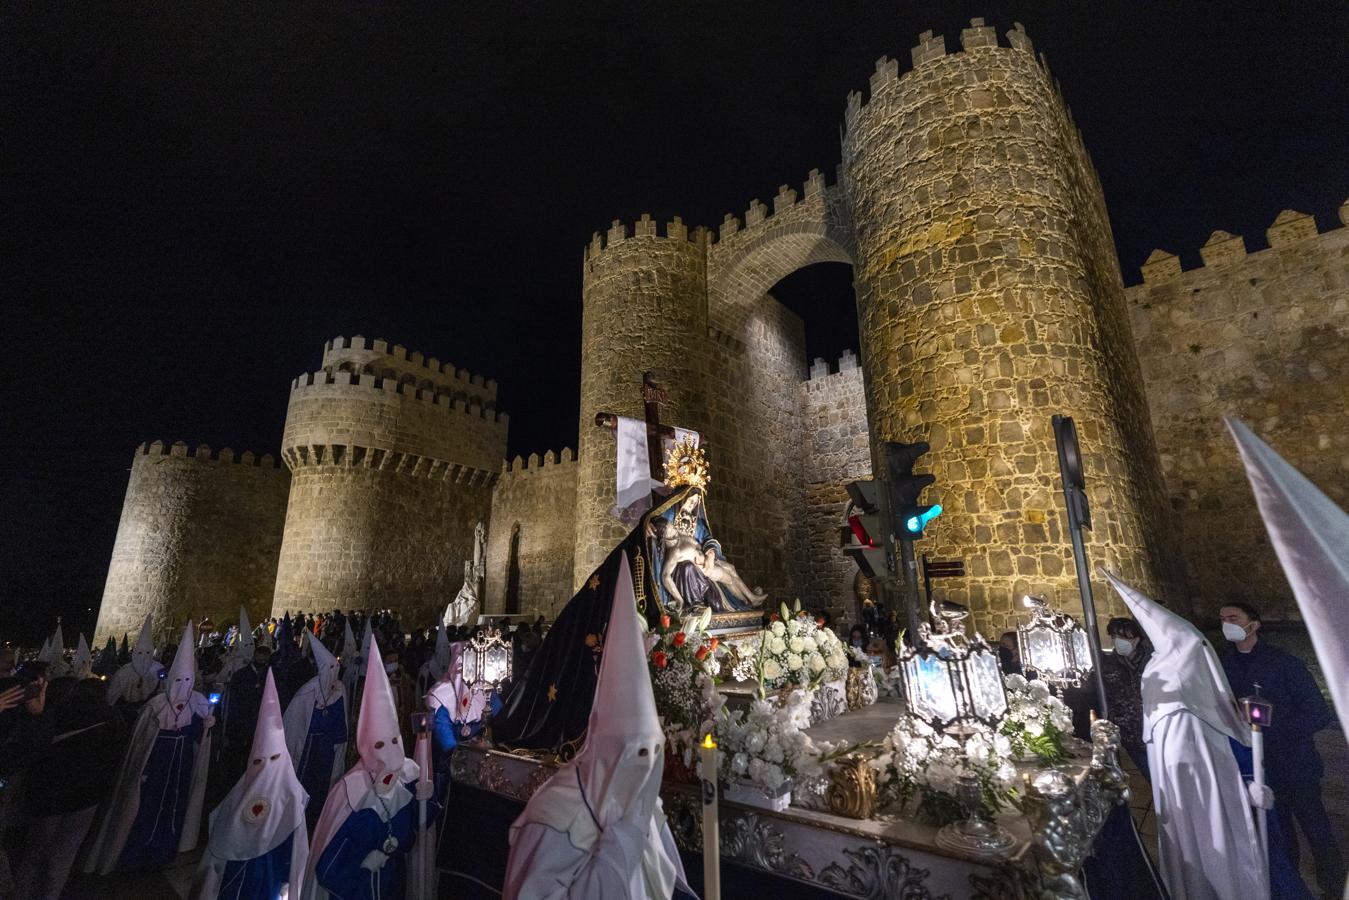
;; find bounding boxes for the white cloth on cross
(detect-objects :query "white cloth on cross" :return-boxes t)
[611,416,699,525]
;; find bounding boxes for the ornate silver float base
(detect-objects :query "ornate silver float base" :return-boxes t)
[934,818,1017,859]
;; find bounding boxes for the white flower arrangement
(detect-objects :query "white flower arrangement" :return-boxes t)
[646,607,726,774]
[869,716,1018,825]
[1000,673,1073,763]
[743,603,849,699]
[715,690,836,796]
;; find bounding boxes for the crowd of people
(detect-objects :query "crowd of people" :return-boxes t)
[0,607,544,900]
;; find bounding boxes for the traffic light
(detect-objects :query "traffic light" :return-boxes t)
[885,441,942,539]
[842,479,891,578]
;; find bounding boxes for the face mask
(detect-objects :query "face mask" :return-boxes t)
[851,639,864,648]
[1113,638,1134,657]
[384,662,399,674]
[868,655,884,668]
[1221,621,1249,643]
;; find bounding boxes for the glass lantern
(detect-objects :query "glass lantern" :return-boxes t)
[1016,595,1093,690]
[899,612,1008,735]
[463,626,513,693]
[1240,685,1273,729]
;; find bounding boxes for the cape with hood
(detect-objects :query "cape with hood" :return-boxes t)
[71,633,94,679]
[504,553,690,900]
[106,614,164,706]
[87,620,214,874]
[282,634,348,833]
[416,624,452,698]
[426,640,501,766]
[193,669,309,900]
[40,621,72,678]
[1106,572,1267,900]
[302,636,433,900]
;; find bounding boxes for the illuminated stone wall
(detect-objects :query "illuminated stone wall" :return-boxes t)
[842,21,1175,634]
[94,441,289,644]
[1127,206,1349,621]
[485,449,578,620]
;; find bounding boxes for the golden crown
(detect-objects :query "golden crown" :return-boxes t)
[663,436,709,489]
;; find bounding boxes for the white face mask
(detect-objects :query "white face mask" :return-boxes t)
[1221,621,1250,643]
[384,662,399,674]
[1113,638,1135,657]
[868,655,884,668]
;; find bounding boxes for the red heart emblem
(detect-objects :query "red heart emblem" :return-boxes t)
[176,703,185,711]
[383,773,394,785]
[251,803,265,817]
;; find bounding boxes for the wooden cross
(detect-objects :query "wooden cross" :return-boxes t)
[595,371,677,502]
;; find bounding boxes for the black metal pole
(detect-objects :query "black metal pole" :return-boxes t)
[897,536,922,646]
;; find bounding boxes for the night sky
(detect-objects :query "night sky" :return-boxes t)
[3,3,1346,643]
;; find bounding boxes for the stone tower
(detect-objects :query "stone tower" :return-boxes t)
[270,337,506,625]
[572,20,1175,632]
[841,21,1174,628]
[94,440,289,644]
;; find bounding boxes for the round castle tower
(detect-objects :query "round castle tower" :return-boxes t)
[842,20,1174,626]
[94,440,289,644]
[572,217,712,584]
[271,337,506,624]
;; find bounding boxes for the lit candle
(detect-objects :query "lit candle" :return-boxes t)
[700,732,721,900]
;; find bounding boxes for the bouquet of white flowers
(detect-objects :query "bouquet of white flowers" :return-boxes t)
[869,716,1018,825]
[716,690,835,796]
[1000,673,1073,763]
[740,602,849,699]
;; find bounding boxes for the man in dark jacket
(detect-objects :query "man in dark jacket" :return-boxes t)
[1102,617,1152,780]
[1220,602,1343,899]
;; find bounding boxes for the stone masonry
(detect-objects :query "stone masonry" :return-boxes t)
[94,22,1345,639]
[94,441,289,644]
[1127,204,1349,621]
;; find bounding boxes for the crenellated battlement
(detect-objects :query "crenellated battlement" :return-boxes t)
[134,439,283,470]
[1138,200,1349,284]
[288,368,509,424]
[321,335,498,399]
[581,214,713,270]
[712,166,846,248]
[501,447,576,474]
[803,349,862,386]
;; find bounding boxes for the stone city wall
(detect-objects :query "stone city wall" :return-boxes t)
[842,20,1175,636]
[1127,202,1349,621]
[484,449,578,620]
[94,441,289,644]
[799,351,873,622]
[321,334,498,406]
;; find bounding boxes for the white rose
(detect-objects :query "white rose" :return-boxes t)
[801,636,817,654]
[789,637,805,653]
[786,653,803,671]
[769,637,786,655]
[770,621,786,636]
[762,659,782,681]
[1005,673,1028,691]
[809,653,825,672]
[1028,681,1051,702]
[732,752,749,776]
[827,653,846,670]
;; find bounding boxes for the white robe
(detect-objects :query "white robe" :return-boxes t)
[1148,710,1266,900]
[106,659,164,705]
[85,692,213,873]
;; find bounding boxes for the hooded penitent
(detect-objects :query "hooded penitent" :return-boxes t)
[282,634,348,829]
[418,625,453,696]
[427,641,484,726]
[302,635,421,900]
[1227,417,1349,743]
[87,620,214,874]
[503,553,687,900]
[1106,572,1267,900]
[72,633,93,679]
[106,614,165,705]
[194,669,309,900]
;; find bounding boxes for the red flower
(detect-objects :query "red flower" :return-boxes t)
[673,632,687,648]
[653,651,668,669]
[660,615,671,630]
[769,613,780,622]
[816,617,826,627]
[695,646,709,661]
[708,637,719,652]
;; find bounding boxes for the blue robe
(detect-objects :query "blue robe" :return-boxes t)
[217,832,295,900]
[314,780,438,900]
[431,693,501,803]
[117,713,206,871]
[297,698,348,833]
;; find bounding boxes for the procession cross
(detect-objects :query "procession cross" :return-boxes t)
[594,371,677,505]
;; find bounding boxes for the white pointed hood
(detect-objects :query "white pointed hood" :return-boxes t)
[427,641,485,724]
[160,621,201,729]
[341,620,357,661]
[1104,571,1248,745]
[1227,417,1349,742]
[432,625,451,673]
[50,622,65,657]
[310,634,342,703]
[359,617,373,661]
[207,669,309,864]
[37,636,52,662]
[357,636,414,789]
[132,614,157,676]
[72,633,93,679]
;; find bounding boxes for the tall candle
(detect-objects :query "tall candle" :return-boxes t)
[700,732,721,900]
